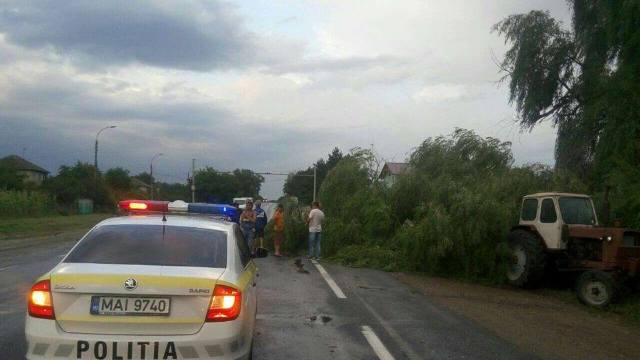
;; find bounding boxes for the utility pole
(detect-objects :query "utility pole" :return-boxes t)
[150,153,163,200]
[313,165,317,202]
[191,158,196,203]
[94,125,116,200]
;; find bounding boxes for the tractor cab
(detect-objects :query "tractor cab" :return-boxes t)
[518,192,598,250]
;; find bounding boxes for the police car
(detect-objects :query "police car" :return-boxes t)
[25,200,265,360]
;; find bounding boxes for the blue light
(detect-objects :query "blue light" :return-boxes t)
[187,203,237,219]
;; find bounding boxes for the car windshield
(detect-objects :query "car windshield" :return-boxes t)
[558,197,596,225]
[64,224,227,267]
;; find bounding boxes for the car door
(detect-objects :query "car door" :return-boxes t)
[234,226,257,332]
[537,197,563,249]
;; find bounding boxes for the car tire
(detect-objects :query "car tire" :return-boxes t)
[506,229,546,287]
[576,270,616,308]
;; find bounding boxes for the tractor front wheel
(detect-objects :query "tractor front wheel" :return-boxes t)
[576,270,616,308]
[506,230,546,287]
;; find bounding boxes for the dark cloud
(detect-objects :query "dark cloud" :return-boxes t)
[0,71,338,199]
[0,0,257,71]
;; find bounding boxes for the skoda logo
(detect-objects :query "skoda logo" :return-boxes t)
[124,278,138,291]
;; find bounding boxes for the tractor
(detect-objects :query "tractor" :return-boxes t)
[507,192,640,307]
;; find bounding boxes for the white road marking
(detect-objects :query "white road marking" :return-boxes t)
[361,326,396,360]
[0,266,13,272]
[310,259,347,299]
[353,289,422,360]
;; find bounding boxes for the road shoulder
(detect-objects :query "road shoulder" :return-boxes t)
[395,273,640,360]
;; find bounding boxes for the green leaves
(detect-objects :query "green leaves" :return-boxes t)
[321,129,590,282]
[496,1,640,228]
[283,147,343,204]
[194,167,263,203]
[494,10,578,129]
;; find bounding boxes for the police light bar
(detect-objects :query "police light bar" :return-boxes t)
[118,200,237,219]
[188,203,236,217]
[119,200,168,212]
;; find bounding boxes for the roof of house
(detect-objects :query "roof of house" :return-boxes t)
[379,162,408,177]
[131,178,151,188]
[0,155,49,174]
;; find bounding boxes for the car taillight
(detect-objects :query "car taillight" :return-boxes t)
[28,279,54,319]
[206,285,241,322]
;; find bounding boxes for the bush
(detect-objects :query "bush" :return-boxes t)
[44,162,112,208]
[330,244,402,271]
[320,129,568,282]
[0,190,55,217]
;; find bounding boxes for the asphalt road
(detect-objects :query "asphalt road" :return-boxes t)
[1,234,536,360]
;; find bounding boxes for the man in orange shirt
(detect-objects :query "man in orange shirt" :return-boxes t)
[272,204,285,257]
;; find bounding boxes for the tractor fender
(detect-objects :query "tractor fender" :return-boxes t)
[510,225,548,250]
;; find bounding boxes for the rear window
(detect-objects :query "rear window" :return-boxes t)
[64,224,227,267]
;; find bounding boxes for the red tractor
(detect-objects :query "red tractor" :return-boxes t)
[507,192,640,307]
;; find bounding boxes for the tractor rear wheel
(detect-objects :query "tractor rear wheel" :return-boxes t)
[576,270,616,308]
[507,229,546,287]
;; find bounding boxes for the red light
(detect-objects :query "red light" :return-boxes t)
[28,280,55,319]
[118,200,168,213]
[206,285,241,322]
[129,202,148,210]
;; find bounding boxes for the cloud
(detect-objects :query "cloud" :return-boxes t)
[267,55,405,74]
[0,61,341,189]
[0,0,572,199]
[0,0,258,71]
[412,83,490,103]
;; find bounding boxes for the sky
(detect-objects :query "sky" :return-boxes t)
[0,0,571,199]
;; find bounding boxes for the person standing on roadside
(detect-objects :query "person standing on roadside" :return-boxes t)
[306,201,325,260]
[254,200,268,249]
[231,202,241,223]
[239,201,256,254]
[272,204,285,257]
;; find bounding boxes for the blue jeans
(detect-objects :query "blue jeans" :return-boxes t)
[241,223,255,250]
[308,232,322,258]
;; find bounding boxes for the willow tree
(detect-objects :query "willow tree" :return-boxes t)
[494,2,640,176]
[494,1,640,224]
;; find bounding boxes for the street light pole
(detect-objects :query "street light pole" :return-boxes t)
[191,158,196,203]
[94,126,117,171]
[94,125,116,200]
[149,153,163,200]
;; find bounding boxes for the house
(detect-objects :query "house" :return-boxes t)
[378,162,408,187]
[131,178,151,196]
[0,155,49,186]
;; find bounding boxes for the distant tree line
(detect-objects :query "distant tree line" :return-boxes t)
[0,161,264,215]
[283,147,343,204]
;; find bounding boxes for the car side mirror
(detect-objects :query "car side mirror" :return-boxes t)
[254,247,269,258]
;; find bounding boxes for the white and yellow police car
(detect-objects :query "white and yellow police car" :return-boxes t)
[25,200,265,360]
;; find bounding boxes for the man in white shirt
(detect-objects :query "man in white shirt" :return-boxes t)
[306,201,325,259]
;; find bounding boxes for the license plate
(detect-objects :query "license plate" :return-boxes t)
[90,296,171,316]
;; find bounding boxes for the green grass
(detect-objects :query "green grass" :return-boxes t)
[0,213,113,239]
